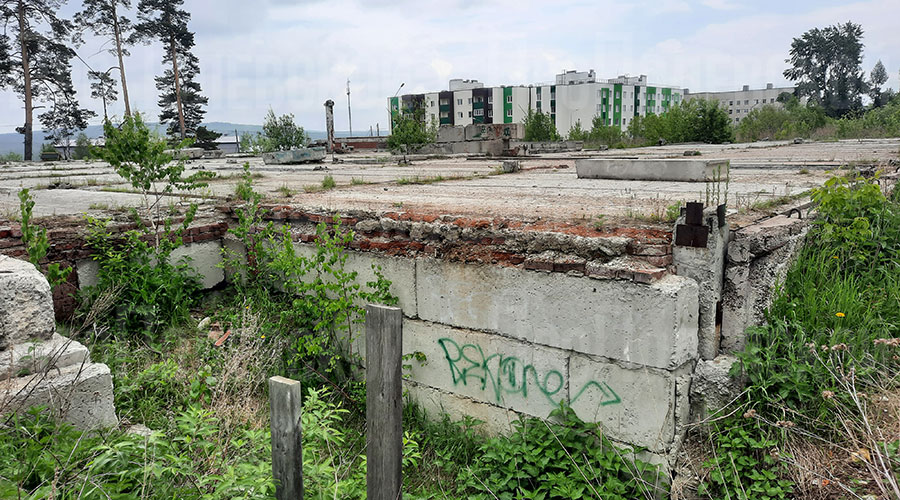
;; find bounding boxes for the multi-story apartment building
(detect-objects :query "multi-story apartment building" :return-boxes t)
[389,71,684,135]
[685,83,796,124]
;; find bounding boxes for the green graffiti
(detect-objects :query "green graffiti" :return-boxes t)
[437,338,621,409]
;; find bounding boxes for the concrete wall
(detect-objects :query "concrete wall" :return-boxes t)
[286,241,700,456]
[576,159,729,183]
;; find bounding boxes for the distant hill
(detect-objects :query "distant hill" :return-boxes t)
[0,122,368,160]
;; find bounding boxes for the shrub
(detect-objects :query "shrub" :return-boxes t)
[523,108,561,142]
[455,405,663,499]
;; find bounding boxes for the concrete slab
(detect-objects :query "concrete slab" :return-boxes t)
[576,158,729,182]
[170,240,225,289]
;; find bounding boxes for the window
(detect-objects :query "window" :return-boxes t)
[429,101,434,107]
[755,99,759,104]
[457,99,462,105]
[488,96,493,104]
[458,112,463,118]
[488,109,493,118]
[616,92,621,99]
[475,96,483,103]
[468,98,472,104]
[506,95,512,103]
[729,109,733,114]
[597,104,602,113]
[430,113,435,121]
[729,100,733,106]
[440,111,449,118]
[439,99,449,106]
[474,109,484,117]
[506,109,512,117]
[616,105,620,112]
[744,100,749,105]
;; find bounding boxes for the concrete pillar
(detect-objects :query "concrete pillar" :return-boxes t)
[324,99,335,154]
[673,206,729,360]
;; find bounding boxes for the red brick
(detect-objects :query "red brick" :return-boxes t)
[633,268,668,284]
[524,259,554,272]
[553,261,586,274]
[0,239,22,249]
[644,255,674,267]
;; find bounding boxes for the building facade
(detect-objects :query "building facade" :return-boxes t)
[389,71,684,136]
[685,84,795,125]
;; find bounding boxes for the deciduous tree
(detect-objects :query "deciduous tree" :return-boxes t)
[868,60,889,108]
[784,22,867,118]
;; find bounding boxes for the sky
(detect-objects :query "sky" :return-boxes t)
[1,0,899,135]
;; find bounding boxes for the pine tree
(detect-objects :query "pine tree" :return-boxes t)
[134,0,207,139]
[0,0,89,161]
[88,70,118,120]
[75,0,134,117]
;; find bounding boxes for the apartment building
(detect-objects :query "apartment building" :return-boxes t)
[389,71,684,135]
[685,84,795,124]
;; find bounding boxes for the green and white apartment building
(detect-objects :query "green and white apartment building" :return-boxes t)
[389,70,684,135]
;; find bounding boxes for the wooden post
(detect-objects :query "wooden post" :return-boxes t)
[366,304,403,500]
[269,376,303,500]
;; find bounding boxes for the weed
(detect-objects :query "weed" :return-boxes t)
[303,184,323,193]
[276,183,296,197]
[350,177,369,185]
[18,188,71,287]
[798,168,810,175]
[321,175,336,190]
[88,202,109,210]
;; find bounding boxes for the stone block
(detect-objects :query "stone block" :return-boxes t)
[0,256,55,350]
[568,353,679,452]
[691,355,743,417]
[576,158,729,182]
[170,240,225,289]
[1,362,118,430]
[436,126,465,144]
[1,334,88,379]
[416,259,699,369]
[403,319,569,420]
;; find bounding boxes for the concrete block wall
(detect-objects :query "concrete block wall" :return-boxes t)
[287,237,700,455]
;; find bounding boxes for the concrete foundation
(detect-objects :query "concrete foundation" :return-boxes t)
[576,159,729,182]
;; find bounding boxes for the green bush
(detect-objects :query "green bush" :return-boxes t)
[523,108,561,142]
[454,406,663,499]
[698,418,794,500]
[81,212,202,337]
[736,176,899,415]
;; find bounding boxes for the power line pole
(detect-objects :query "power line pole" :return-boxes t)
[347,79,353,137]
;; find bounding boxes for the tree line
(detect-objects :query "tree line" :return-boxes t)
[0,0,208,161]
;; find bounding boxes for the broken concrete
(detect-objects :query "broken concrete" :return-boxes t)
[0,256,117,430]
[0,256,56,350]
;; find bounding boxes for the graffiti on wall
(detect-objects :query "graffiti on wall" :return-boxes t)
[437,338,621,408]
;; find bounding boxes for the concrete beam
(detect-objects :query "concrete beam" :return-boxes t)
[416,259,699,369]
[576,159,729,182]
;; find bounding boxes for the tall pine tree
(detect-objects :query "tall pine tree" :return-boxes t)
[0,0,90,161]
[75,0,135,117]
[134,0,207,139]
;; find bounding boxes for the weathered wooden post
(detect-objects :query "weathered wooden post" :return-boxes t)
[366,304,403,500]
[269,376,303,499]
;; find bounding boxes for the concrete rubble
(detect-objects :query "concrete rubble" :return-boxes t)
[0,256,117,430]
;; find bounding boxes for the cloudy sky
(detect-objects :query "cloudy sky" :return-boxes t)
[1,0,899,134]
